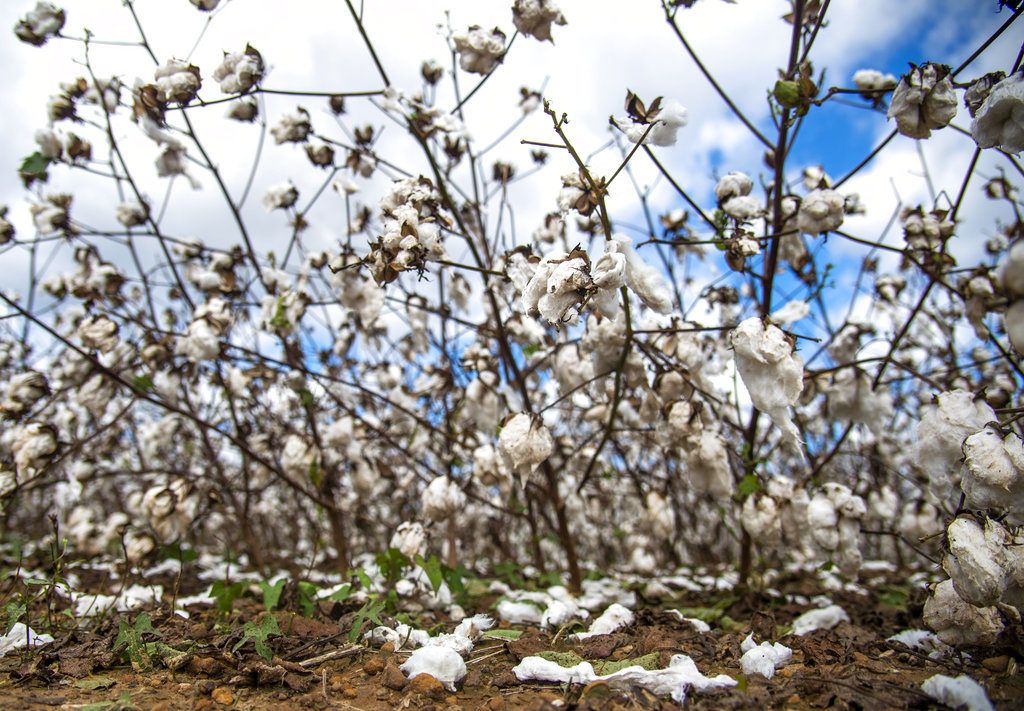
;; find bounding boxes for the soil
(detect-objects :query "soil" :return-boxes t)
[2,564,1022,710]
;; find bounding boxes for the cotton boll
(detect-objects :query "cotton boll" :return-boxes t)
[797,189,843,235]
[722,195,763,221]
[915,390,995,502]
[399,646,466,690]
[739,634,792,679]
[971,70,1024,154]
[645,491,674,538]
[1006,300,1024,353]
[213,46,264,94]
[540,599,583,629]
[715,172,753,203]
[730,318,804,452]
[611,235,673,314]
[853,69,897,93]
[921,674,994,711]
[961,428,1024,521]
[791,604,849,636]
[807,493,839,551]
[497,600,543,625]
[571,603,634,639]
[452,26,506,74]
[996,240,1024,299]
[498,413,553,486]
[687,430,734,498]
[421,476,466,522]
[825,368,893,436]
[390,521,427,559]
[615,100,688,147]
[154,59,201,105]
[887,63,957,139]
[512,0,566,42]
[770,300,809,326]
[741,495,781,546]
[942,517,1008,607]
[923,579,1003,647]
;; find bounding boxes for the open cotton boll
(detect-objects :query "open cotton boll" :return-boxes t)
[730,318,804,453]
[797,189,845,234]
[420,476,466,522]
[921,674,995,711]
[739,634,792,679]
[770,299,809,326]
[514,653,736,703]
[961,427,1024,522]
[922,579,1003,647]
[791,604,849,636]
[715,171,753,203]
[0,623,54,656]
[571,603,634,639]
[497,600,543,625]
[498,413,553,486]
[887,629,953,659]
[540,599,585,629]
[611,234,673,314]
[453,614,494,642]
[1006,300,1024,353]
[971,70,1024,154]
[997,240,1024,299]
[943,517,1008,607]
[399,646,467,690]
[915,390,996,501]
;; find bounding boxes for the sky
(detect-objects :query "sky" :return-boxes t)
[0,0,1020,347]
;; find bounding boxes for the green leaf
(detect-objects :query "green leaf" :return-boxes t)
[259,579,286,611]
[308,459,322,487]
[736,474,762,500]
[5,601,26,634]
[376,547,411,585]
[296,581,319,617]
[481,629,522,641]
[537,650,585,668]
[595,653,659,675]
[328,584,352,602]
[132,374,155,394]
[355,568,373,591]
[210,580,246,614]
[159,543,198,563]
[76,675,117,690]
[347,596,387,644]
[233,614,281,661]
[19,152,51,185]
[415,554,444,593]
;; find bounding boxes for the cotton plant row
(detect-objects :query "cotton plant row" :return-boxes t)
[1,0,1022,656]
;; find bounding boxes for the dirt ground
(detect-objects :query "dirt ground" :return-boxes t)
[2,564,1022,710]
